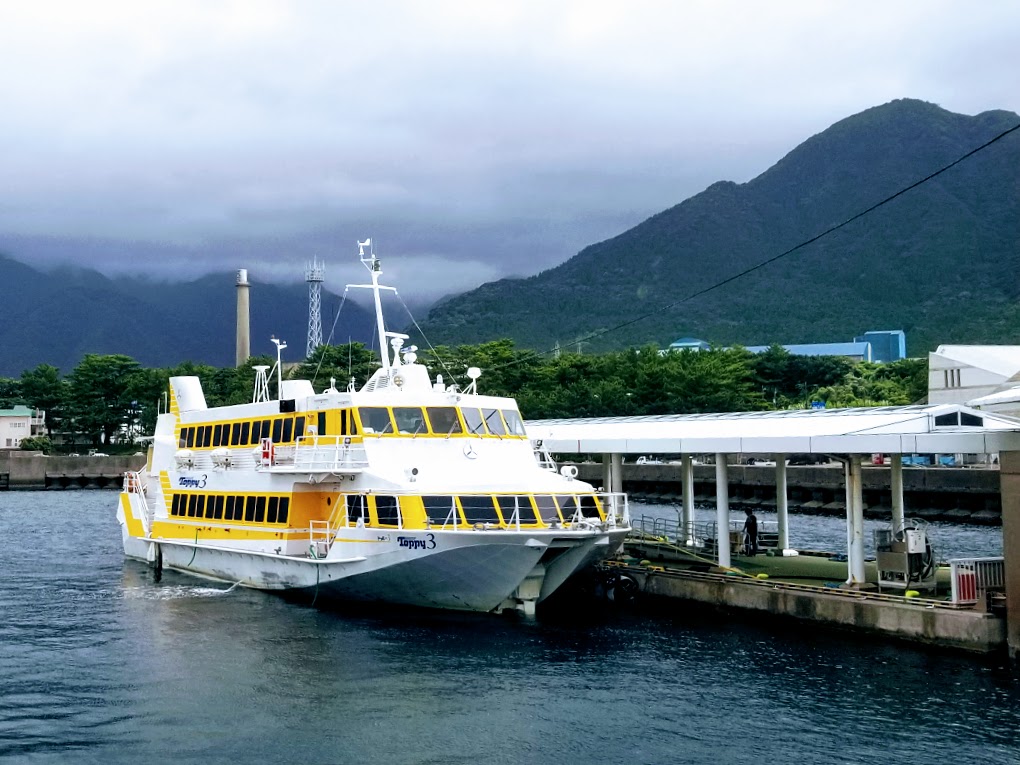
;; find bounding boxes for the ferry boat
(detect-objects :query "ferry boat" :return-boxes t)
[116,241,630,614]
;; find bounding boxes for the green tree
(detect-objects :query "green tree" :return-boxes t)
[20,364,65,433]
[0,377,23,408]
[66,354,140,446]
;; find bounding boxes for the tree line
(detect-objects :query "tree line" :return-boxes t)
[0,341,927,453]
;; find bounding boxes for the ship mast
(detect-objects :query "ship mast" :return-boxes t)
[350,239,406,375]
[359,239,390,370]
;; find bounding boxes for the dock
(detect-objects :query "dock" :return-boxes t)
[528,403,1020,657]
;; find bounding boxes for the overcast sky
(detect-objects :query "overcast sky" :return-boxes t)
[1,0,1018,301]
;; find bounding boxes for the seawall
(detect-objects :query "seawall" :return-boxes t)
[0,452,146,490]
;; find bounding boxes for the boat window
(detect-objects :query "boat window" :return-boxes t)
[261,420,271,441]
[241,421,250,445]
[360,407,394,434]
[348,412,358,436]
[345,494,367,525]
[251,420,262,443]
[244,496,256,523]
[231,422,241,445]
[427,407,463,435]
[393,407,427,435]
[482,409,506,436]
[375,496,400,526]
[213,495,224,520]
[171,494,182,516]
[496,495,537,525]
[202,425,213,448]
[422,495,458,526]
[255,496,266,523]
[579,495,603,520]
[555,495,578,522]
[462,408,487,435]
[278,497,290,524]
[213,424,223,447]
[318,411,327,436]
[225,495,236,521]
[282,418,294,443]
[187,494,198,517]
[179,428,188,449]
[195,495,206,518]
[294,417,305,440]
[501,409,527,437]
[271,418,283,443]
[459,496,500,525]
[534,495,559,523]
[267,496,279,523]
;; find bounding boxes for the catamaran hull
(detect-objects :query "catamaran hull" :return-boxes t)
[124,528,623,613]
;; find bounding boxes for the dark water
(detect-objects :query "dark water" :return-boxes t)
[2,491,1020,765]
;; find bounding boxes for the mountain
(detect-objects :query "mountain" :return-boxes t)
[416,99,1020,354]
[0,257,374,376]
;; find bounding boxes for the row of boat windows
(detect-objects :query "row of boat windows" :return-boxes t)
[169,493,290,525]
[341,493,603,528]
[179,416,306,450]
[357,406,527,438]
[165,492,601,529]
[177,405,528,450]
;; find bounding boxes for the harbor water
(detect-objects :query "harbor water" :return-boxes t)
[2,491,1020,764]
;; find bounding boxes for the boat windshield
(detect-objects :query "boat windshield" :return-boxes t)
[501,409,527,436]
[393,407,427,435]
[360,407,394,434]
[533,495,559,523]
[482,408,506,436]
[427,407,463,435]
[462,408,487,435]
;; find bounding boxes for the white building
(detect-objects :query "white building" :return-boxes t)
[929,345,1020,408]
[0,405,33,448]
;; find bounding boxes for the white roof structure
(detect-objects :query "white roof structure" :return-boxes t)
[526,404,1020,456]
[931,345,1020,378]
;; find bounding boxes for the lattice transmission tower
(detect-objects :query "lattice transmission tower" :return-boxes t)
[306,259,324,358]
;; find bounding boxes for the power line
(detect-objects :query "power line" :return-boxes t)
[486,119,1020,370]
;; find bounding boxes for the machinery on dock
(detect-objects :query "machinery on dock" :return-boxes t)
[875,519,937,592]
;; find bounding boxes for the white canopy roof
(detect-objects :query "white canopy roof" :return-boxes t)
[526,404,1020,456]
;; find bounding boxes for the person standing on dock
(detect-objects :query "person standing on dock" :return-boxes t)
[742,508,759,556]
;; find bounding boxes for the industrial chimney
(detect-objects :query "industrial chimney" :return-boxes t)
[236,269,250,366]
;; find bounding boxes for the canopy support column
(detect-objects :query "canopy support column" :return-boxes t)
[891,457,905,532]
[682,455,695,544]
[845,455,866,586]
[716,454,731,569]
[775,453,789,550]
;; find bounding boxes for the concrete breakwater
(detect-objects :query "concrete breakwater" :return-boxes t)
[0,451,145,490]
[571,461,1003,525]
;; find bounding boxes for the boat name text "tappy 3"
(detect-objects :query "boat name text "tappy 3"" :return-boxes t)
[397,534,436,551]
[178,475,208,489]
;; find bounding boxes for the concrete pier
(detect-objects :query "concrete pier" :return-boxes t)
[614,563,1006,653]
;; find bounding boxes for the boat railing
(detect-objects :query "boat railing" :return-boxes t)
[532,440,558,472]
[123,470,155,535]
[290,436,370,472]
[595,492,630,528]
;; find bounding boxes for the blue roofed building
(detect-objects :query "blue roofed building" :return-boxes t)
[853,330,906,362]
